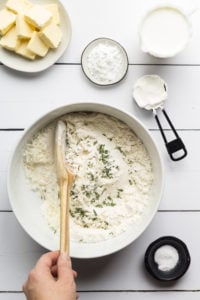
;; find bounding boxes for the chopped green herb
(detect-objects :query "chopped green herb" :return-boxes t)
[87,172,95,181]
[98,144,110,164]
[102,167,113,178]
[74,207,87,217]
[117,189,123,198]
[95,192,100,200]
[87,161,94,168]
[116,146,125,155]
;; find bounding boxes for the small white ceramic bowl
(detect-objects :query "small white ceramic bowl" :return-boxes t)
[7,102,164,258]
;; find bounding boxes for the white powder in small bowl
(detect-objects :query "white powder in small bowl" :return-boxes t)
[154,245,179,272]
[81,38,128,85]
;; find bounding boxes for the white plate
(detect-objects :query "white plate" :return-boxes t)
[7,103,164,258]
[0,0,71,72]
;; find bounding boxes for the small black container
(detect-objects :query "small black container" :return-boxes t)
[144,236,191,281]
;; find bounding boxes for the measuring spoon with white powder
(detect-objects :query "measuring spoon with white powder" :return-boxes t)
[133,75,187,161]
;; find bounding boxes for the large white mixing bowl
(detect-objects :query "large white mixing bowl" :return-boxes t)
[7,102,164,258]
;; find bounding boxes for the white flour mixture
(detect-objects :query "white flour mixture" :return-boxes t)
[23,113,154,243]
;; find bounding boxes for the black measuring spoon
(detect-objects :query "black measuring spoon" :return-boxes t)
[133,75,187,161]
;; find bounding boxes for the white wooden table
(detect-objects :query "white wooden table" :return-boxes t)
[1,0,200,299]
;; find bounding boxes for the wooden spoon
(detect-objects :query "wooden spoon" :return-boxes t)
[55,120,74,254]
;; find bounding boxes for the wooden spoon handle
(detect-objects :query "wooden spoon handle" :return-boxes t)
[55,120,75,254]
[60,178,70,254]
[60,170,74,254]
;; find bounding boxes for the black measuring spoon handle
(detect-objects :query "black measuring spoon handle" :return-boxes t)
[154,109,187,161]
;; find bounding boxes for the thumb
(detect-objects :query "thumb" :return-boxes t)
[57,252,73,280]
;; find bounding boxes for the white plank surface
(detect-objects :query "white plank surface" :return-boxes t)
[1,65,200,129]
[0,295,25,300]
[1,292,200,300]
[56,0,200,65]
[0,292,200,300]
[1,0,200,298]
[0,212,198,291]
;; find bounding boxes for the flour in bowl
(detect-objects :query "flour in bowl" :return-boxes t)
[23,112,154,243]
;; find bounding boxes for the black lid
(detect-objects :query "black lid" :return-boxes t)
[144,236,191,281]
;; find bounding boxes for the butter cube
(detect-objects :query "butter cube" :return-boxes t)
[0,9,16,35]
[27,31,48,57]
[40,21,62,49]
[16,14,34,39]
[16,40,36,59]
[45,4,60,25]
[6,0,33,14]
[24,5,52,29]
[0,25,19,51]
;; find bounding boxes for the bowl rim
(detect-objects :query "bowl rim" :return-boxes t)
[7,102,165,258]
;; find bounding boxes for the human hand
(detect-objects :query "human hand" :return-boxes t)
[23,251,78,300]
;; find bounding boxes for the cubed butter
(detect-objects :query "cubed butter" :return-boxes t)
[16,40,36,59]
[40,21,62,49]
[0,9,16,35]
[45,4,60,25]
[27,31,48,57]
[0,25,19,51]
[16,14,34,39]
[24,5,52,29]
[0,0,63,60]
[6,0,33,14]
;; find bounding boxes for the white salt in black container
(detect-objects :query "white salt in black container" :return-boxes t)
[144,236,191,281]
